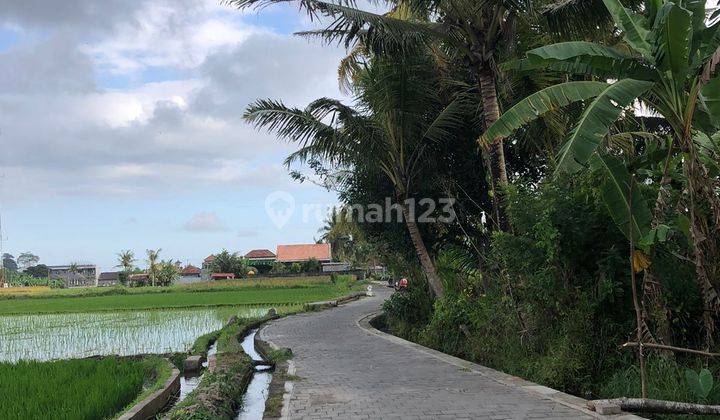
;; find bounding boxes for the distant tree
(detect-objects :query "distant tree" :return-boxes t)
[2,253,17,272]
[156,259,178,286]
[116,250,136,285]
[210,250,252,278]
[290,262,303,274]
[303,258,321,273]
[270,261,286,274]
[146,249,161,287]
[16,252,39,270]
[25,264,49,278]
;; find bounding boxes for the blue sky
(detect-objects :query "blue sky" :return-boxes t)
[0,1,363,271]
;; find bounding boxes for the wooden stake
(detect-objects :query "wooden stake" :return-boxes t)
[628,175,648,398]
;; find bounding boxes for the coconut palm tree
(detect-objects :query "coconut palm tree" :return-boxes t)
[115,250,135,285]
[146,249,161,287]
[484,0,720,348]
[245,50,472,298]
[67,262,80,287]
[230,0,542,231]
[318,207,357,261]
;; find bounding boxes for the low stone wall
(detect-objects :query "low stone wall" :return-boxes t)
[117,360,180,420]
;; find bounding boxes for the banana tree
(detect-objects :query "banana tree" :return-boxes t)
[484,0,720,346]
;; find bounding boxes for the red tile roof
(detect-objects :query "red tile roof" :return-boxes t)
[245,249,276,259]
[211,273,235,279]
[181,265,201,275]
[276,243,332,263]
[204,255,215,262]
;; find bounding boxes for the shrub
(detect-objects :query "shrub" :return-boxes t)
[303,258,321,273]
[290,262,303,274]
[384,176,700,397]
[382,277,433,341]
[270,262,286,274]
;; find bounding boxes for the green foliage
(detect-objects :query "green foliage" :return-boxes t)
[210,250,254,279]
[303,257,321,273]
[24,264,48,278]
[270,261,286,274]
[382,275,433,340]
[0,357,146,420]
[601,357,720,406]
[290,262,303,274]
[385,176,700,395]
[685,368,714,402]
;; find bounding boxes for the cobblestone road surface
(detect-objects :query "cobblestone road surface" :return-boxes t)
[260,287,596,419]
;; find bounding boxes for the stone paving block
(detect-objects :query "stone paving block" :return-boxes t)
[262,288,598,420]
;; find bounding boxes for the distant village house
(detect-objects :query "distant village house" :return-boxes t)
[276,243,332,264]
[98,271,120,287]
[48,264,98,287]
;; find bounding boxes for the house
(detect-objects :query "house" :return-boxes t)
[176,264,204,285]
[244,249,276,273]
[98,271,120,287]
[211,273,235,280]
[245,249,276,263]
[180,265,201,277]
[48,264,98,287]
[202,255,215,270]
[128,273,149,287]
[276,243,332,263]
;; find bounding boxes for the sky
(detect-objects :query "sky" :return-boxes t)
[0,0,371,272]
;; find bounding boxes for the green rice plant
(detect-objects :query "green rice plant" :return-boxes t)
[0,357,146,420]
[0,306,275,362]
[0,285,344,315]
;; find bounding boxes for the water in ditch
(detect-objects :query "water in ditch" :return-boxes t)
[178,340,218,402]
[237,329,272,420]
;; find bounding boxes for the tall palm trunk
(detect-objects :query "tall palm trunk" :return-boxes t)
[401,202,444,298]
[478,69,509,231]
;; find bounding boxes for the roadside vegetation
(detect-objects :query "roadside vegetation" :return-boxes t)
[236,0,720,414]
[0,356,167,420]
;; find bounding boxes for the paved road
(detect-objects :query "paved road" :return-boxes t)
[260,287,597,419]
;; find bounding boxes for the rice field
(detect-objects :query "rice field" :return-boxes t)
[0,356,147,420]
[0,281,346,315]
[0,305,299,362]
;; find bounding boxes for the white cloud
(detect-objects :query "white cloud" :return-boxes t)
[182,211,228,232]
[83,1,256,74]
[0,0,349,204]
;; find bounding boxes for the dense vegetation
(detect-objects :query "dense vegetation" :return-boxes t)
[235,0,720,411]
[0,357,149,420]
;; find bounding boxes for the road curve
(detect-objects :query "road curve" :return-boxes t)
[260,287,601,419]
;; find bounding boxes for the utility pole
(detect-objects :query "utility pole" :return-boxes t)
[0,171,5,286]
